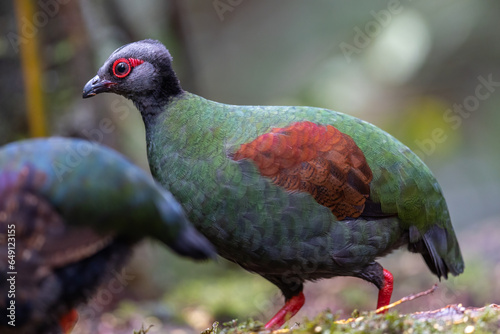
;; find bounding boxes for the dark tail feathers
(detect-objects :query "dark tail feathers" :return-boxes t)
[409,225,464,279]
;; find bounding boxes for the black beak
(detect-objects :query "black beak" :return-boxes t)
[82,75,116,98]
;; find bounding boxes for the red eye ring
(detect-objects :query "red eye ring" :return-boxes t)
[112,58,131,78]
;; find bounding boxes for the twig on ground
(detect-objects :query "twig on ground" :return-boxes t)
[336,283,438,324]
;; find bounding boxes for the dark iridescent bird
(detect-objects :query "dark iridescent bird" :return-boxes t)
[0,138,215,334]
[83,39,464,329]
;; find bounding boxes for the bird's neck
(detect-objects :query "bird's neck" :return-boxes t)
[134,94,184,133]
[133,70,183,123]
[133,96,167,127]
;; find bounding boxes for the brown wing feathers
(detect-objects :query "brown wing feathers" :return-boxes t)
[233,121,373,220]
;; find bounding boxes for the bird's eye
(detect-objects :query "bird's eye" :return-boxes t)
[112,58,131,78]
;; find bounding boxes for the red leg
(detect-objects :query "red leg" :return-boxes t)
[59,309,78,333]
[376,269,393,313]
[264,291,305,329]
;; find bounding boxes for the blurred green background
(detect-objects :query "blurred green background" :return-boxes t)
[1,1,499,333]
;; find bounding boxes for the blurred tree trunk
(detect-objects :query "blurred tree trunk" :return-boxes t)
[14,0,47,138]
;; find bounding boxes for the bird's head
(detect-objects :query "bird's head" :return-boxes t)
[83,39,182,107]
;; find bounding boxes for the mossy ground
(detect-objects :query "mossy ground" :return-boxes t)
[198,305,500,334]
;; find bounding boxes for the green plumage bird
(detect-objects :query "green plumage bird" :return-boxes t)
[0,138,214,334]
[83,39,464,329]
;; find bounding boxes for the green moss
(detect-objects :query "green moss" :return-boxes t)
[197,305,500,334]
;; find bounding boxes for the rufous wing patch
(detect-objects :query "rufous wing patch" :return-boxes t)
[232,121,373,220]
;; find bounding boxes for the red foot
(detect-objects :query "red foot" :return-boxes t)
[264,291,305,329]
[376,269,393,313]
[59,309,78,333]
